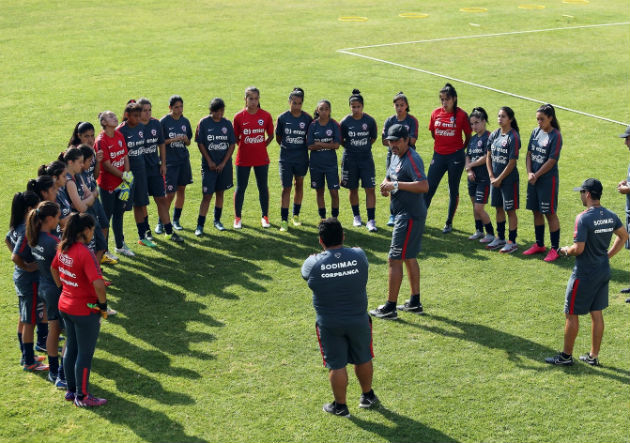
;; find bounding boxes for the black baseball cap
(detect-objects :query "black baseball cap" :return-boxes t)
[385,124,409,141]
[619,126,630,138]
[573,178,603,196]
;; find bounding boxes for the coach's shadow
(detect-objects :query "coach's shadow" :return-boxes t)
[419,226,491,261]
[350,405,458,443]
[399,314,630,384]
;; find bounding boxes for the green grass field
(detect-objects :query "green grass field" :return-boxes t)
[1,1,629,442]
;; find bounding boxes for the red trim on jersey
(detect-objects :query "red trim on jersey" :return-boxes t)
[30,282,38,325]
[552,129,563,158]
[483,184,490,204]
[510,129,520,158]
[315,323,327,367]
[18,235,28,254]
[402,219,414,259]
[550,175,557,214]
[406,150,422,179]
[410,115,419,139]
[569,278,580,315]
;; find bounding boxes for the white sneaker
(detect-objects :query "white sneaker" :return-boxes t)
[261,216,271,228]
[468,230,484,240]
[105,251,119,261]
[479,234,494,244]
[500,241,518,254]
[486,237,506,250]
[114,243,136,257]
[353,215,363,227]
[366,220,377,232]
[233,217,242,229]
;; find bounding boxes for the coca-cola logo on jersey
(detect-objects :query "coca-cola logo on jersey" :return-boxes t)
[326,129,332,136]
[258,119,264,126]
[245,135,265,143]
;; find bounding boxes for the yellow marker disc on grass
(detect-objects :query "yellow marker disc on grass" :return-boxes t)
[519,4,545,9]
[562,0,589,4]
[338,16,368,22]
[460,7,488,13]
[399,12,429,18]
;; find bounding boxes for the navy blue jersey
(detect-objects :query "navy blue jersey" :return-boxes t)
[117,121,146,171]
[387,149,427,219]
[143,118,165,173]
[626,163,630,214]
[276,111,312,164]
[56,187,73,237]
[160,114,192,164]
[195,116,236,167]
[7,224,39,285]
[301,247,369,327]
[528,127,562,175]
[81,170,97,193]
[86,156,97,189]
[32,230,59,289]
[467,130,490,182]
[307,119,341,170]
[573,206,622,277]
[382,114,419,149]
[340,113,378,156]
[488,128,520,183]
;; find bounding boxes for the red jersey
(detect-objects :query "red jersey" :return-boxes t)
[429,107,472,155]
[94,130,128,191]
[233,108,274,166]
[52,242,103,316]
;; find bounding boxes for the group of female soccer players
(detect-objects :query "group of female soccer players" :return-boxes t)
[7,83,563,408]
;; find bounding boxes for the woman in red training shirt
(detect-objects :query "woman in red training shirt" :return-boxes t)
[232,86,274,229]
[425,83,472,233]
[51,213,107,407]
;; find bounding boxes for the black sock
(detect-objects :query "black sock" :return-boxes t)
[475,219,483,232]
[164,223,173,235]
[509,229,517,243]
[550,229,560,250]
[293,203,301,216]
[385,300,397,311]
[36,323,47,348]
[137,223,146,239]
[23,342,35,365]
[410,294,420,305]
[214,206,222,222]
[484,222,494,235]
[281,208,289,222]
[331,207,339,218]
[173,207,182,222]
[58,363,65,380]
[363,389,375,397]
[561,352,571,359]
[535,224,545,247]
[144,215,149,228]
[497,221,506,240]
[17,332,23,356]
[318,208,326,219]
[367,207,375,221]
[197,215,206,228]
[48,355,59,377]
[351,205,360,217]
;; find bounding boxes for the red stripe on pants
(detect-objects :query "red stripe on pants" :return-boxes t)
[315,324,327,367]
[30,282,38,325]
[401,219,414,259]
[550,175,556,214]
[569,279,580,315]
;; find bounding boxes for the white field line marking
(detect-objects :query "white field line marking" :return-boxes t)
[337,22,630,126]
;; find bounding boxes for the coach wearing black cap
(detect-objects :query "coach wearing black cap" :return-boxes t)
[370,124,429,319]
[545,178,627,367]
[615,126,630,299]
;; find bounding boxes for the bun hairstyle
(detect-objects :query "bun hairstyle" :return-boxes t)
[349,88,363,105]
[440,83,458,111]
[537,103,560,130]
[470,107,488,122]
[68,121,95,147]
[500,106,519,133]
[393,91,410,112]
[59,212,95,252]
[313,99,332,120]
[169,95,184,108]
[58,146,83,164]
[210,97,226,113]
[26,201,60,247]
[10,191,40,230]
[289,87,304,101]
[38,160,66,179]
[26,175,55,200]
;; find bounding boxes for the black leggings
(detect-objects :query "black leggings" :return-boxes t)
[424,150,466,224]
[99,188,126,249]
[60,311,101,397]
[234,165,269,218]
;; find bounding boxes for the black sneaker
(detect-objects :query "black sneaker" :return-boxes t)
[620,287,630,294]
[397,301,424,314]
[442,223,453,234]
[626,297,630,303]
[579,353,600,366]
[167,232,185,243]
[369,304,397,319]
[323,401,350,417]
[359,392,379,409]
[544,353,574,366]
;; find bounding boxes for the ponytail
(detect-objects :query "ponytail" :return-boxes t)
[26,175,55,201]
[440,83,458,111]
[38,160,66,179]
[537,104,560,131]
[314,99,331,120]
[9,191,40,230]
[289,87,304,102]
[26,201,59,247]
[393,91,410,112]
[500,106,519,133]
[470,107,488,122]
[58,146,83,164]
[59,213,95,252]
[68,121,95,147]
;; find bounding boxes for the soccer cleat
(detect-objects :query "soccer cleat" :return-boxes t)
[261,216,271,228]
[55,377,68,389]
[626,297,630,303]
[74,394,107,408]
[353,215,363,227]
[65,391,76,402]
[106,251,119,261]
[167,232,184,243]
[499,242,518,254]
[620,287,630,294]
[579,353,600,366]
[35,344,47,353]
[214,221,226,232]
[233,217,242,229]
[545,353,574,366]
[369,305,398,320]
[359,392,380,409]
[22,355,46,365]
[280,220,288,232]
[106,307,118,316]
[523,243,546,255]
[387,215,395,227]
[479,234,495,244]
[154,222,164,235]
[23,362,49,372]
[486,237,506,250]
[397,301,424,314]
[138,238,157,248]
[115,243,136,257]
[100,253,118,265]
[468,230,484,240]
[442,223,453,234]
[323,402,350,417]
[145,230,153,241]
[292,215,301,226]
[366,220,377,232]
[195,226,204,237]
[172,220,183,231]
[543,248,560,262]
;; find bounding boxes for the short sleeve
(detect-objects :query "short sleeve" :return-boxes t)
[574,213,587,243]
[614,213,623,231]
[275,115,283,139]
[459,109,472,135]
[306,122,315,146]
[265,112,274,137]
[227,121,236,145]
[332,121,341,143]
[81,246,103,284]
[549,130,562,161]
[195,120,202,144]
[428,110,436,131]
[186,119,193,139]
[369,116,378,140]
[301,255,317,280]
[527,130,536,153]
[409,116,419,139]
[509,131,520,160]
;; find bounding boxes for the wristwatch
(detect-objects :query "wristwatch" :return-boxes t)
[393,181,399,191]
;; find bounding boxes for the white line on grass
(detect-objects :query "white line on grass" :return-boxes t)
[337,22,630,126]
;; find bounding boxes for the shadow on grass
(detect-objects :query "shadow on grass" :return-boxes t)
[350,404,459,443]
[398,314,630,384]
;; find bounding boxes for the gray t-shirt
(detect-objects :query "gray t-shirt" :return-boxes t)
[301,247,369,327]
[573,206,622,277]
[387,148,427,219]
[382,114,419,150]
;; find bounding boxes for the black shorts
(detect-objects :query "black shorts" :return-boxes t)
[310,166,340,190]
[389,216,425,259]
[279,161,308,188]
[526,175,558,214]
[16,280,39,324]
[315,317,373,370]
[201,165,233,195]
[39,284,62,321]
[490,180,519,211]
[468,179,490,204]
[130,167,149,207]
[165,161,193,193]
[341,154,376,189]
[564,272,609,315]
[147,173,166,198]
